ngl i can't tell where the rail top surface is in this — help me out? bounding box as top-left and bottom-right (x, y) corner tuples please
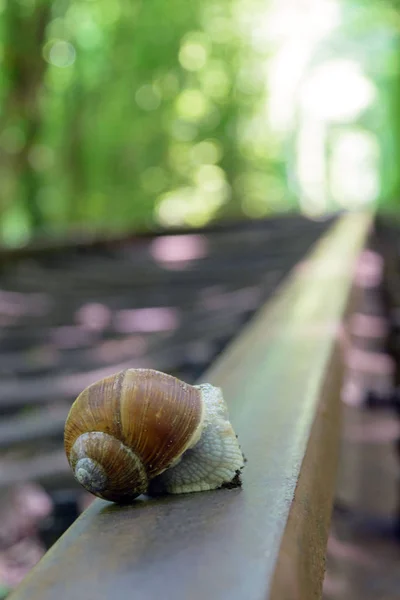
(9, 213), (372, 600)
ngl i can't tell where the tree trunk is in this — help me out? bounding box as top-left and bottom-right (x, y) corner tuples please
(2, 0), (52, 232)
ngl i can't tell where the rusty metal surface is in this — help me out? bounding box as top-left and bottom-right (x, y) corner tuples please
(0, 215), (334, 593)
(7, 213), (372, 600)
(269, 328), (344, 600)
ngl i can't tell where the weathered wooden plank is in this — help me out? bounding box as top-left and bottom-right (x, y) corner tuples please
(0, 214), (329, 265)
(0, 407), (68, 449)
(0, 449), (70, 490)
(8, 213), (372, 600)
(0, 283), (285, 407)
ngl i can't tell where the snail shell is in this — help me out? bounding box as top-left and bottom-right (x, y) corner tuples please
(64, 368), (244, 503)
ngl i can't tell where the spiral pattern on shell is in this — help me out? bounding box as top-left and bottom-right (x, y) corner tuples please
(64, 369), (204, 502)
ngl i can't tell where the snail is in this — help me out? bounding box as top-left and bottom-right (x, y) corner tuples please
(64, 368), (244, 503)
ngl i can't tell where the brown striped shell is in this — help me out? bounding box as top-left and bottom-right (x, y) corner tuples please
(64, 369), (204, 503)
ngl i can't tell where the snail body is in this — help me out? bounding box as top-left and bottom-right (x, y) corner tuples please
(64, 368), (244, 503)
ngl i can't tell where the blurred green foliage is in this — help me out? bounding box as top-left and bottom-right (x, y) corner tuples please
(1, 0), (400, 245)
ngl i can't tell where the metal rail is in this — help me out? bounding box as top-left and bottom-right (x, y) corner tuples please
(8, 213), (372, 600)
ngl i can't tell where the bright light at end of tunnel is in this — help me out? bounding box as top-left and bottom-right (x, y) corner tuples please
(266, 0), (342, 132)
(330, 130), (380, 208)
(300, 60), (377, 122)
